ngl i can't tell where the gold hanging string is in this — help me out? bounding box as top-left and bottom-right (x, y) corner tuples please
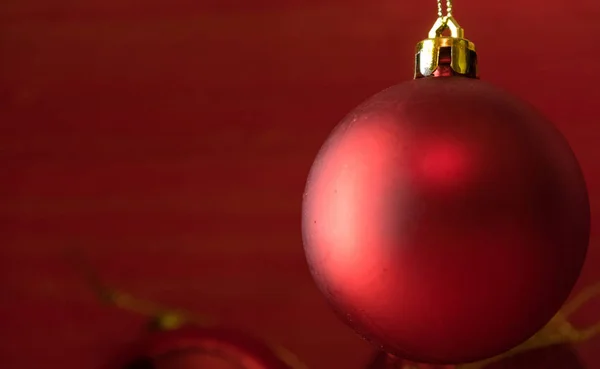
(437, 0), (453, 20)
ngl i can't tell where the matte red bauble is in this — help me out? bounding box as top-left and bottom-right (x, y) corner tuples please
(301, 12), (589, 366)
(109, 327), (299, 369)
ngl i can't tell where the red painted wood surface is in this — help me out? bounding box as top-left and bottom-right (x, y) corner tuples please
(1, 1), (600, 368)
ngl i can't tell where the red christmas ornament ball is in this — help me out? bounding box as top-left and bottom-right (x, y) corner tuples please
(108, 326), (300, 369)
(302, 77), (590, 364)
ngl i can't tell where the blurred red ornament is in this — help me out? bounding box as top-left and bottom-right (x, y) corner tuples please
(66, 253), (306, 369)
(108, 326), (301, 369)
(482, 345), (584, 369)
(301, 12), (590, 366)
(365, 345), (585, 369)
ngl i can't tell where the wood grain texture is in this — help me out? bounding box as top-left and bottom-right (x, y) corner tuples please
(1, 1), (600, 368)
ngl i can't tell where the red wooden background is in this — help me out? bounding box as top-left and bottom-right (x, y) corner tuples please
(1, 1), (600, 368)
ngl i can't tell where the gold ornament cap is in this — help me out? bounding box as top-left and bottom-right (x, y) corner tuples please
(414, 16), (478, 79)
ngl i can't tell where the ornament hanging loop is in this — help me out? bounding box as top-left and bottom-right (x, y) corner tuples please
(428, 16), (464, 39)
(433, 0), (460, 37)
